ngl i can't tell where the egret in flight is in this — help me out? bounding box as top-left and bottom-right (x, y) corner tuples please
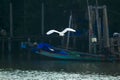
(46, 28), (76, 36)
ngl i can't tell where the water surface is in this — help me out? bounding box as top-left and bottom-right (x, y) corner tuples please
(0, 61), (120, 80)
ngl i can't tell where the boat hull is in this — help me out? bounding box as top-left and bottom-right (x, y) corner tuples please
(33, 50), (119, 62)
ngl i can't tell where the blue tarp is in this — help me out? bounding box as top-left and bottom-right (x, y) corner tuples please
(37, 43), (67, 54)
(36, 43), (68, 55)
(21, 42), (68, 55)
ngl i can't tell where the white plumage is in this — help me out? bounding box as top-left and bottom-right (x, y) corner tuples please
(46, 28), (76, 36)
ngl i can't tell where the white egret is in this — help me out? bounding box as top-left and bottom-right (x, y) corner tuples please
(46, 28), (76, 36)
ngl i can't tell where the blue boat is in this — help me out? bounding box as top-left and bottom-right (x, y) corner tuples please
(20, 42), (120, 61)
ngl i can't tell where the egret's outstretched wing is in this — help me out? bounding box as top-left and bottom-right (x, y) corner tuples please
(46, 30), (59, 35)
(62, 28), (76, 34)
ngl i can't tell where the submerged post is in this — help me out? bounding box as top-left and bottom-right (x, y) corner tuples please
(1, 29), (7, 61)
(2, 37), (5, 61)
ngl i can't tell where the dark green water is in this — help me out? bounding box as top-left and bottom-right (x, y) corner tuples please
(0, 61), (120, 80)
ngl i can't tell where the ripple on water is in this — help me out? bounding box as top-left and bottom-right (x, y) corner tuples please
(0, 69), (120, 80)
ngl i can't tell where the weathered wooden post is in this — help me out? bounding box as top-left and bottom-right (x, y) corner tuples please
(41, 2), (45, 42)
(41, 2), (44, 36)
(95, 0), (102, 52)
(66, 12), (72, 49)
(103, 5), (110, 48)
(88, 5), (93, 53)
(8, 2), (13, 64)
